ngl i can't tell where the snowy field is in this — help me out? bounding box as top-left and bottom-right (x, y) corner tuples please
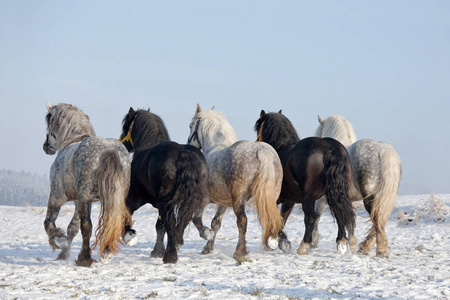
(0, 194), (449, 299)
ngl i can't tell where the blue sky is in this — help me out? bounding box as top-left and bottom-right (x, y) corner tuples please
(1, 1), (449, 195)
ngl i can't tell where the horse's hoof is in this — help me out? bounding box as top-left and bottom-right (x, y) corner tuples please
(53, 236), (69, 249)
(163, 254), (178, 264)
(233, 252), (248, 261)
(349, 235), (358, 252)
(201, 246), (212, 255)
(56, 251), (70, 260)
(376, 249), (390, 258)
(297, 241), (310, 255)
(100, 251), (114, 263)
(337, 240), (351, 255)
(265, 236), (278, 250)
(124, 231), (137, 247)
(151, 248), (165, 258)
(357, 248), (370, 255)
(76, 258), (96, 267)
(279, 239), (292, 254)
(202, 228), (214, 241)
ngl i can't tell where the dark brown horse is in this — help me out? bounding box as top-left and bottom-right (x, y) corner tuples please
(255, 110), (356, 255)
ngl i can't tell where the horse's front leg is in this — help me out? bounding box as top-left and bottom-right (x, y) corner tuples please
(75, 200), (94, 267)
(151, 212), (166, 258)
(44, 192), (69, 255)
(57, 201), (80, 260)
(298, 199), (316, 255)
(278, 201), (295, 253)
(233, 200), (248, 261)
(200, 205), (227, 255)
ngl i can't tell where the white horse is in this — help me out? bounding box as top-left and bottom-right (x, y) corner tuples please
(315, 115), (402, 257)
(187, 104), (283, 261)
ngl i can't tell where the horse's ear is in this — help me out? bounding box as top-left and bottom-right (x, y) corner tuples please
(128, 107), (136, 116)
(278, 110), (282, 114)
(46, 102), (53, 111)
(211, 106), (215, 110)
(318, 115), (324, 126)
(196, 104), (202, 114)
(260, 110), (266, 119)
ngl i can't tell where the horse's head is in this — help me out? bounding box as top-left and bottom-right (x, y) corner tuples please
(314, 115), (357, 148)
(43, 102), (94, 155)
(254, 109), (299, 150)
(315, 115), (325, 137)
(254, 109), (283, 142)
(255, 110), (267, 142)
(187, 104), (203, 150)
(43, 102), (59, 155)
(120, 107), (138, 153)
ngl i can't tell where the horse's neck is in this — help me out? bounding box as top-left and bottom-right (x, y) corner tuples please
(324, 122), (357, 148)
(202, 131), (237, 157)
(58, 134), (92, 150)
(203, 141), (232, 158)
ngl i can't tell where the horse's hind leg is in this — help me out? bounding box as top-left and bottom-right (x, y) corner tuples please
(58, 202), (81, 260)
(278, 201), (295, 253)
(358, 195), (378, 256)
(310, 197), (327, 248)
(358, 225), (376, 255)
(201, 205), (227, 255)
(75, 200), (94, 267)
(192, 199), (214, 241)
(361, 195), (390, 257)
(233, 200), (249, 260)
(298, 199), (318, 255)
(162, 211), (178, 264)
(151, 212), (166, 258)
(375, 226), (389, 258)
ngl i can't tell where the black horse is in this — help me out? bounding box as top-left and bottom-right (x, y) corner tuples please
(120, 108), (209, 263)
(254, 110), (355, 255)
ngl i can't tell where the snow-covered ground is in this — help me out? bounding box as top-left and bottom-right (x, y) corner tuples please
(0, 194), (449, 299)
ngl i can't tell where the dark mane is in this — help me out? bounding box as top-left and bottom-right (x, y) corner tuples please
(122, 109), (170, 151)
(254, 112), (300, 150)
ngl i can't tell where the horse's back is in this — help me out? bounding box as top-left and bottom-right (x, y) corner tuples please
(131, 141), (208, 203)
(207, 140), (280, 205)
(75, 137), (130, 171)
(49, 136), (130, 201)
(350, 139), (402, 190)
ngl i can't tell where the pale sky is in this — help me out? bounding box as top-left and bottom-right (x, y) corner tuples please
(1, 1), (449, 195)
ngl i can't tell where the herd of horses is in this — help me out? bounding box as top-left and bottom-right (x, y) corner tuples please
(43, 102), (402, 266)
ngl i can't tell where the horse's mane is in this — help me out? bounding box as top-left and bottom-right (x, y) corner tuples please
(46, 103), (95, 149)
(125, 109), (170, 151)
(315, 115), (357, 148)
(255, 112), (300, 150)
(196, 109), (237, 149)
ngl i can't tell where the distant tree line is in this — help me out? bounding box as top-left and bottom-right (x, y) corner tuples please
(0, 169), (49, 207)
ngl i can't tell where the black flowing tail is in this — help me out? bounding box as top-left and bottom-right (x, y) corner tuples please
(164, 150), (209, 247)
(322, 140), (355, 241)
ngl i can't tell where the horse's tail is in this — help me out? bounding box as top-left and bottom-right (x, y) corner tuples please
(323, 141), (355, 240)
(368, 143), (402, 232)
(165, 150), (209, 247)
(92, 150), (131, 255)
(252, 147), (283, 245)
